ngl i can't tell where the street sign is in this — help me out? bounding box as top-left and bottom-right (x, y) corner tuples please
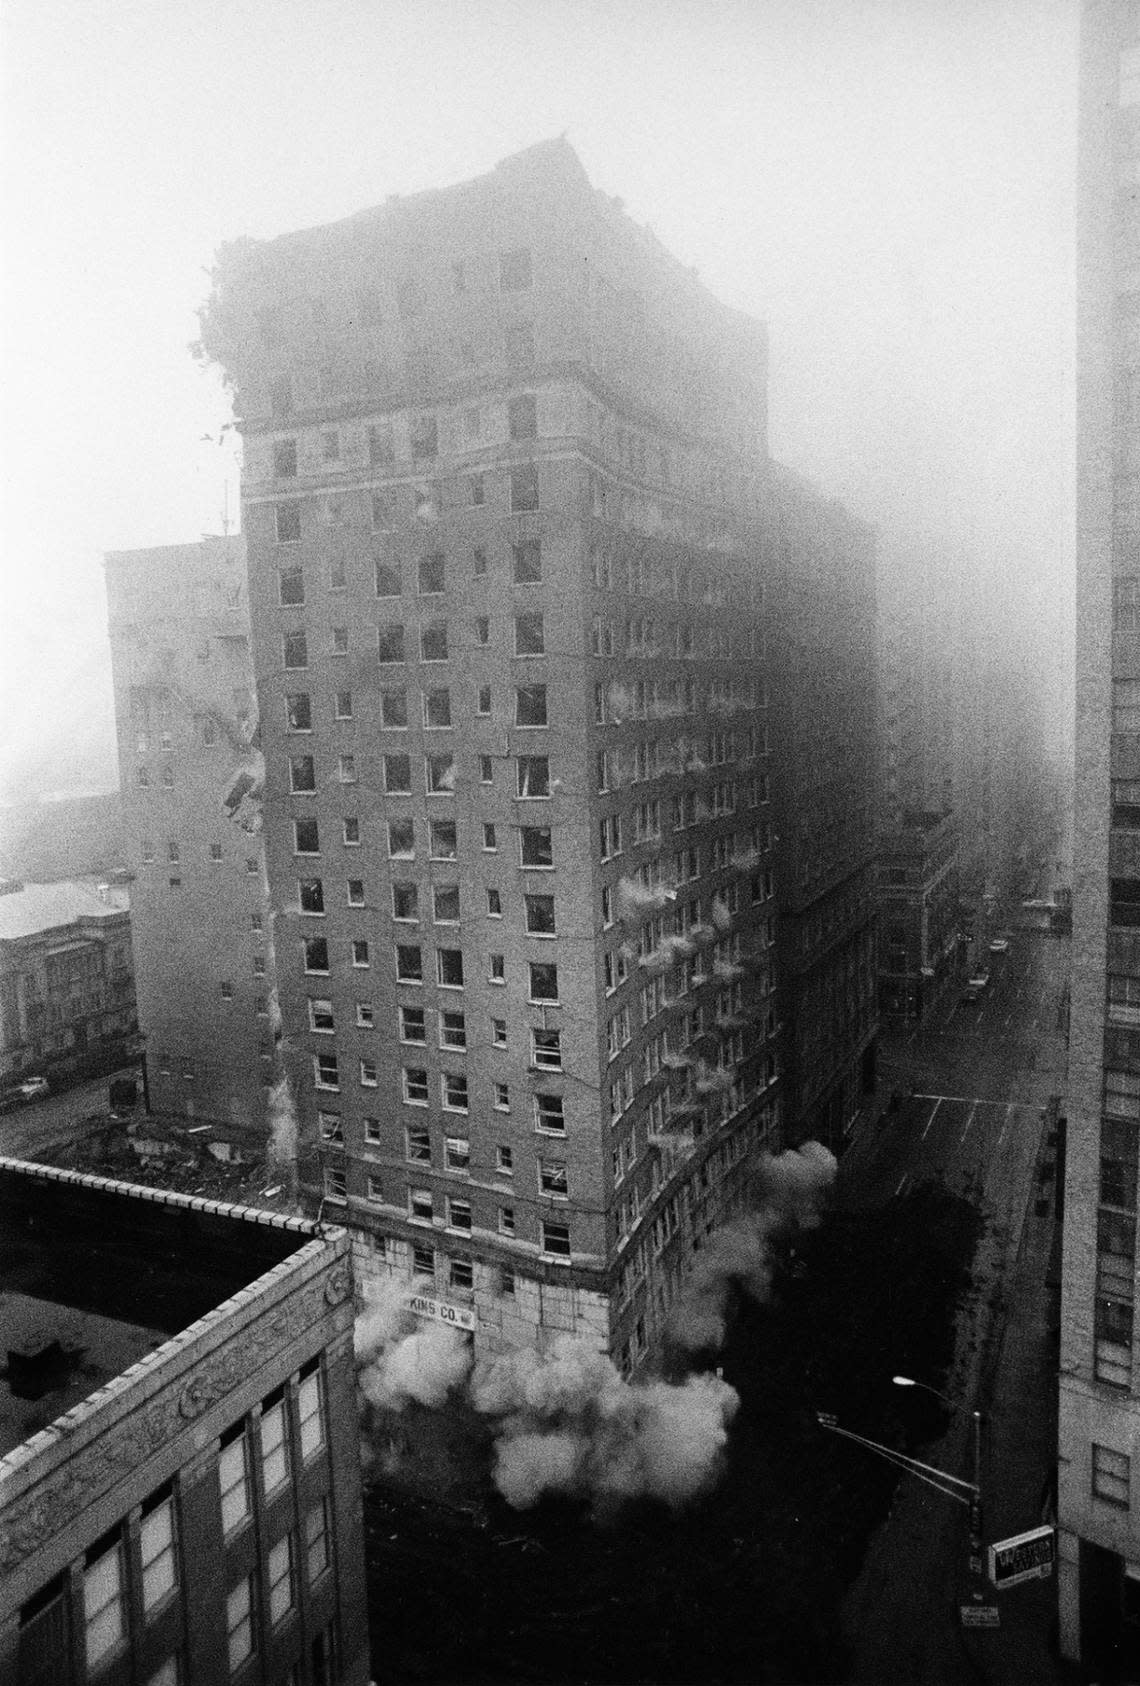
(407, 1293), (476, 1332)
(987, 1525), (1055, 1590)
(960, 1605), (1001, 1628)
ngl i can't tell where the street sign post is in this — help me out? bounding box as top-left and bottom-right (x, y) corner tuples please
(987, 1525), (1055, 1590)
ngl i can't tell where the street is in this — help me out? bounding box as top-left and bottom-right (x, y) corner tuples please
(0, 1066), (139, 1164)
(839, 919), (1069, 1683)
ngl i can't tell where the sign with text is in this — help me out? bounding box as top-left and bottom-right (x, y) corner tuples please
(960, 1605), (1001, 1628)
(987, 1525), (1055, 1590)
(408, 1292), (476, 1332)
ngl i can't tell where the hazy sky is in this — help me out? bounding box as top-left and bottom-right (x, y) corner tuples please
(0, 0), (1077, 806)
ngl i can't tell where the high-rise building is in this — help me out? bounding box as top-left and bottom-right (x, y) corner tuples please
(198, 139), (875, 1369)
(1060, 2), (1140, 1671)
(105, 537), (274, 1147)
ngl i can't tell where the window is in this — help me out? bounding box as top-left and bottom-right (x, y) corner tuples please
(360, 1057), (378, 1087)
(392, 884), (420, 926)
(424, 687), (451, 728)
(294, 818), (320, 855)
(510, 464), (540, 513)
(283, 630), (308, 670)
(509, 396), (538, 442)
(357, 1002), (375, 1028)
(541, 1220), (571, 1259)
(475, 615), (491, 645)
(497, 1145), (514, 1173)
(308, 998), (335, 1032)
(396, 945), (423, 983)
(430, 819), (458, 859)
(404, 1069), (429, 1106)
(487, 888), (503, 917)
(1112, 879), (1140, 928)
(278, 564), (304, 605)
(323, 1164), (347, 1203)
(335, 690), (353, 720)
(540, 1160), (568, 1198)
(388, 819), (415, 858)
(473, 546), (488, 576)
(421, 621), (449, 661)
(448, 1197), (472, 1233)
(418, 553), (445, 595)
(438, 949), (465, 988)
(532, 1028), (562, 1069)
(375, 561), (402, 598)
(368, 420), (395, 467)
(529, 961), (558, 1002)
(331, 627), (349, 656)
(303, 936), (329, 974)
(495, 1083), (510, 1110)
(321, 427), (340, 461)
(400, 1004), (426, 1043)
(492, 1017), (508, 1048)
(489, 953), (506, 984)
(276, 502), (302, 544)
(525, 894), (556, 936)
(433, 884), (460, 924)
(313, 1052), (339, 1091)
(338, 755), (357, 784)
(274, 438), (298, 477)
(445, 1133), (470, 1170)
(260, 1398), (289, 1493)
(515, 612), (545, 655)
(411, 414), (438, 460)
(499, 1206), (516, 1237)
(427, 755), (456, 794)
(290, 756), (316, 794)
(343, 817), (360, 846)
(409, 1187), (433, 1223)
(381, 687), (408, 727)
(351, 939), (370, 968)
(477, 686), (492, 715)
(299, 878), (324, 915)
(84, 1536), (126, 1669)
(384, 754), (412, 794)
(406, 1123), (431, 1162)
(219, 1430), (250, 1535)
(267, 1534), (295, 1626)
(318, 1112), (343, 1145)
(226, 1575), (255, 1674)
(500, 247), (532, 291)
(517, 756), (550, 798)
(440, 1009), (467, 1050)
(286, 693), (312, 731)
(306, 1499), (331, 1584)
(329, 554), (347, 591)
(210, 841), (225, 862)
(516, 684), (547, 726)
(483, 823), (498, 851)
(347, 879), (365, 907)
(520, 826), (553, 867)
(220, 980), (234, 1001)
(535, 1093), (565, 1134)
(1093, 1443), (1131, 1506)
(378, 623), (405, 663)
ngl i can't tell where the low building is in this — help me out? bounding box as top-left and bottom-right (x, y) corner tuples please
(876, 809), (961, 1020)
(0, 1158), (368, 1684)
(0, 879), (137, 1090)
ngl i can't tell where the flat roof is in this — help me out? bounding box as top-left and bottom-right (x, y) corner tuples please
(0, 880), (128, 943)
(0, 1159), (320, 1460)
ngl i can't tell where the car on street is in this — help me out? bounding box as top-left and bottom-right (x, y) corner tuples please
(989, 938), (1010, 954)
(18, 1076), (49, 1099)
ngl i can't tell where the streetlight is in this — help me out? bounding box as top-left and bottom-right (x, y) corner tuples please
(893, 1375), (985, 1593)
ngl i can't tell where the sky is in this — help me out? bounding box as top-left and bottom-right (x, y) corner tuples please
(0, 0), (1078, 808)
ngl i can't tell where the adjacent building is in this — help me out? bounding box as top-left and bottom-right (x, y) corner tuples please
(0, 1157), (368, 1684)
(197, 139), (876, 1369)
(876, 810), (960, 1020)
(105, 537), (273, 1145)
(1059, 1), (1140, 1672)
(0, 879), (136, 1091)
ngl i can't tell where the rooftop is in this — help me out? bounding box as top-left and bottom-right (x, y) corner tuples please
(0, 880), (129, 944)
(0, 1159), (319, 1460)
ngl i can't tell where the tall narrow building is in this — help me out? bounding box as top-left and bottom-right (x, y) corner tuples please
(199, 140), (875, 1368)
(105, 537), (273, 1146)
(1060, 1), (1140, 1670)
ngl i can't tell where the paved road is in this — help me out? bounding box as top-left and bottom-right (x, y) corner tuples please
(0, 1067), (140, 1163)
(838, 922), (1069, 1684)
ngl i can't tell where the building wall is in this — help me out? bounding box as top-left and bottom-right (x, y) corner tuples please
(105, 537), (273, 1138)
(0, 1165), (368, 1686)
(1060, 0), (1140, 1668)
(199, 140), (872, 1369)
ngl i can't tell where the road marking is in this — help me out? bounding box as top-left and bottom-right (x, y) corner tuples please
(895, 1172), (911, 1197)
(960, 1101), (978, 1145)
(1004, 1014), (1011, 1027)
(922, 1097), (943, 1140)
(912, 1093), (1039, 1109)
(997, 1105), (1013, 1147)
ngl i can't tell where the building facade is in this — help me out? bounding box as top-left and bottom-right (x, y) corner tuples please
(1060, 1), (1140, 1672)
(199, 139), (874, 1369)
(0, 1157), (368, 1684)
(105, 537), (273, 1143)
(0, 880), (136, 1090)
(876, 810), (960, 1021)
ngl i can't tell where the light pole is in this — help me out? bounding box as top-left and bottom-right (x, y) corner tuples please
(893, 1375), (985, 1594)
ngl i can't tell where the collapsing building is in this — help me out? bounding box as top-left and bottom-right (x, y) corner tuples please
(196, 138), (877, 1370)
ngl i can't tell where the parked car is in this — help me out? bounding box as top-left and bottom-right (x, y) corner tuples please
(960, 985), (981, 1004)
(989, 938), (1010, 954)
(18, 1075), (49, 1099)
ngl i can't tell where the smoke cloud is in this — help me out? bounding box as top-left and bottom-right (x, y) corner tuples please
(666, 1140), (837, 1353)
(355, 1277), (474, 1410)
